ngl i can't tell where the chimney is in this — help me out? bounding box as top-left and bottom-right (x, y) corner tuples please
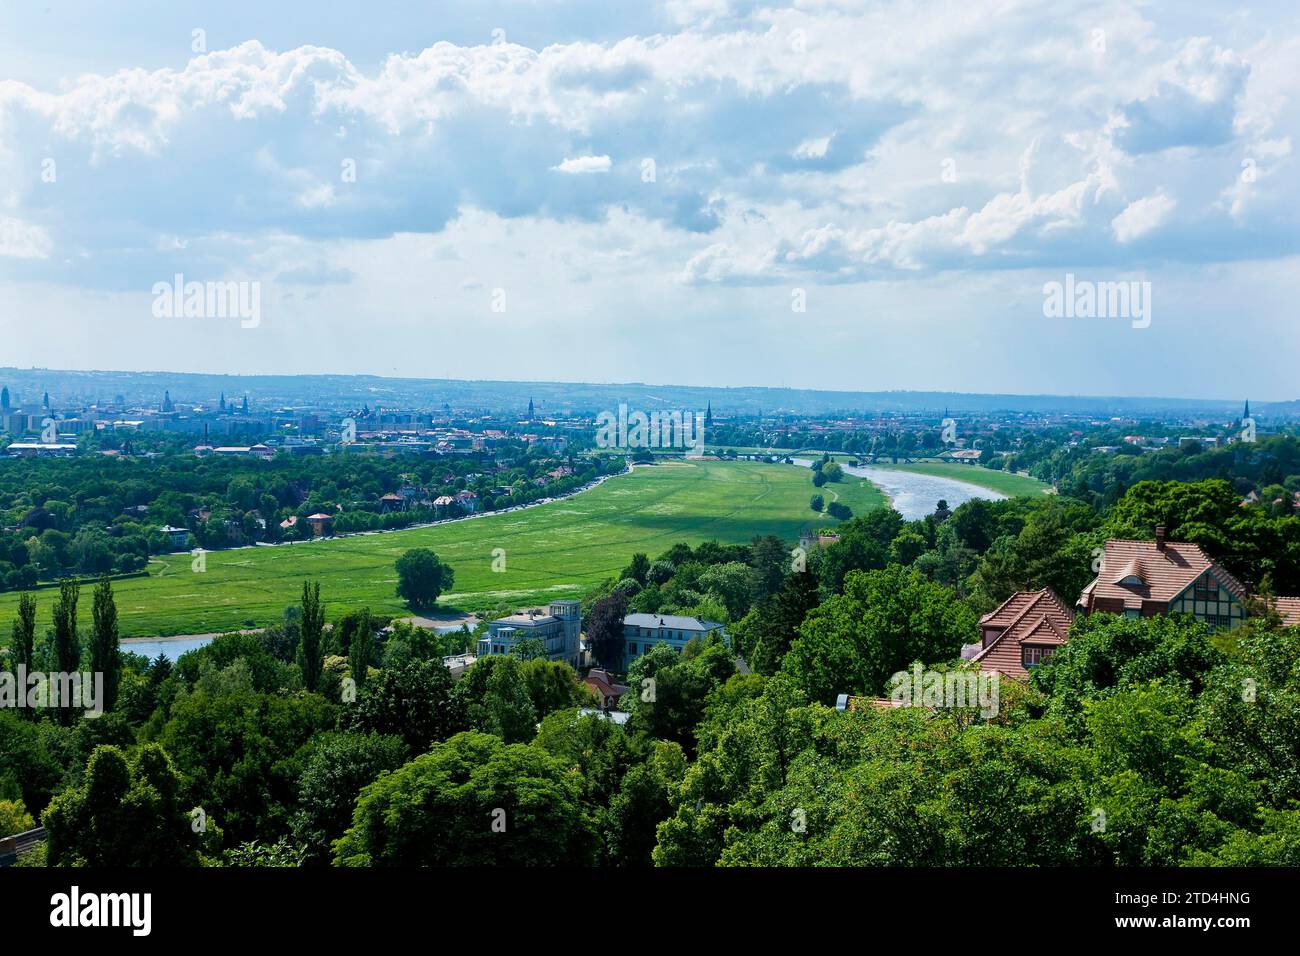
(1155, 525), (1166, 551)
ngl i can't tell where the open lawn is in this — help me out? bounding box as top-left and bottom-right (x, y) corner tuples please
(0, 459), (885, 638)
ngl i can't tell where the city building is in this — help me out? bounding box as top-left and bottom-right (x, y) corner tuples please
(622, 613), (727, 670)
(477, 600), (582, 666)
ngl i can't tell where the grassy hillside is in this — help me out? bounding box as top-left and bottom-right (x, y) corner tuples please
(0, 459), (885, 638)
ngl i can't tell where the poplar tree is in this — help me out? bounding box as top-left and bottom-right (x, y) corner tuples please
(299, 580), (325, 692)
(90, 577), (121, 712)
(52, 578), (81, 725)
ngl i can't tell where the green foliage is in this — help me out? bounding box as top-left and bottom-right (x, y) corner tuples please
(291, 731), (407, 865)
(89, 577), (120, 713)
(335, 731), (598, 866)
(0, 798), (35, 838)
(346, 658), (464, 754)
(44, 744), (202, 867)
(298, 580), (325, 693)
(784, 564), (977, 703)
(394, 548), (454, 608)
(154, 685), (338, 843)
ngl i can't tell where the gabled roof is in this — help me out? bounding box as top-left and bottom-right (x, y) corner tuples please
(1079, 539), (1248, 613)
(973, 588), (1075, 671)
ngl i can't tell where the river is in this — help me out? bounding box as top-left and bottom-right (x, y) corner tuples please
(794, 459), (1007, 521)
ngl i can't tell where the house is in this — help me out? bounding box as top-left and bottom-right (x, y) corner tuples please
(621, 613), (727, 671)
(1077, 526), (1249, 630)
(249, 443), (274, 461)
(583, 668), (629, 711)
(477, 601), (582, 666)
(304, 513), (334, 537)
(160, 525), (190, 550)
(379, 493), (405, 513)
(453, 490), (479, 513)
(279, 515), (298, 531)
(967, 588), (1075, 679)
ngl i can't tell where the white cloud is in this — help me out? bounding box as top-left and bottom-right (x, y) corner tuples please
(551, 154), (612, 174)
(1112, 192), (1177, 243)
(0, 217), (51, 258)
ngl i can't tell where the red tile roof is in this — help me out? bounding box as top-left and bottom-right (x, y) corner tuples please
(1266, 596), (1300, 627)
(1078, 538), (1247, 614)
(973, 588), (1075, 680)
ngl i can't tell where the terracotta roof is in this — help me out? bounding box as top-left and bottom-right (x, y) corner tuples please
(1079, 538), (1247, 614)
(1266, 596), (1300, 627)
(973, 588), (1075, 679)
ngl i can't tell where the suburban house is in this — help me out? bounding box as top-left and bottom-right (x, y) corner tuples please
(969, 526), (1300, 682)
(477, 600), (582, 666)
(966, 587), (1075, 679)
(621, 613), (727, 671)
(453, 490), (479, 513)
(583, 668), (629, 711)
(1077, 526), (1249, 629)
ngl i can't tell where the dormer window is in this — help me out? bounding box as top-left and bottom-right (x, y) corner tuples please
(1119, 574), (1143, 586)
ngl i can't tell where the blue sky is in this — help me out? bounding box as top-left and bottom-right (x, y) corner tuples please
(1, 0), (1297, 399)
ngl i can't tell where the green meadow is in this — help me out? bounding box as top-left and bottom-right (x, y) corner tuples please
(0, 459), (886, 638)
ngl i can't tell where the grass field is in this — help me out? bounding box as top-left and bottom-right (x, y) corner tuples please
(0, 460), (886, 638)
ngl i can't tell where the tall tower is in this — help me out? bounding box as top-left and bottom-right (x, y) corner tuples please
(705, 401), (713, 428)
(550, 600), (582, 665)
(527, 397), (535, 421)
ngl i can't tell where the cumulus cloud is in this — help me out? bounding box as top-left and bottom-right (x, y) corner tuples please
(1112, 192), (1177, 243)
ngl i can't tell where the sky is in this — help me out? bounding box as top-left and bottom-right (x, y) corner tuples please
(0, 0), (1297, 400)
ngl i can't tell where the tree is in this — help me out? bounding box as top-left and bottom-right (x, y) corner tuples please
(291, 731), (407, 866)
(0, 799), (34, 839)
(749, 534), (789, 603)
(347, 607), (373, 689)
(750, 570), (822, 676)
(810, 494), (824, 513)
(481, 656), (538, 743)
(347, 659), (465, 754)
(826, 501), (852, 521)
(44, 744), (203, 867)
(585, 592), (628, 670)
(621, 553), (650, 585)
(9, 591), (36, 675)
(784, 564), (977, 703)
(298, 580), (325, 693)
(335, 731), (598, 866)
(395, 548), (454, 608)
(51, 578), (80, 725)
(89, 577), (120, 713)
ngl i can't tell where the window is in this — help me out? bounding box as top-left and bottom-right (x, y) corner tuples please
(1194, 576), (1219, 602)
(1022, 645), (1054, 668)
(628, 642), (637, 655)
